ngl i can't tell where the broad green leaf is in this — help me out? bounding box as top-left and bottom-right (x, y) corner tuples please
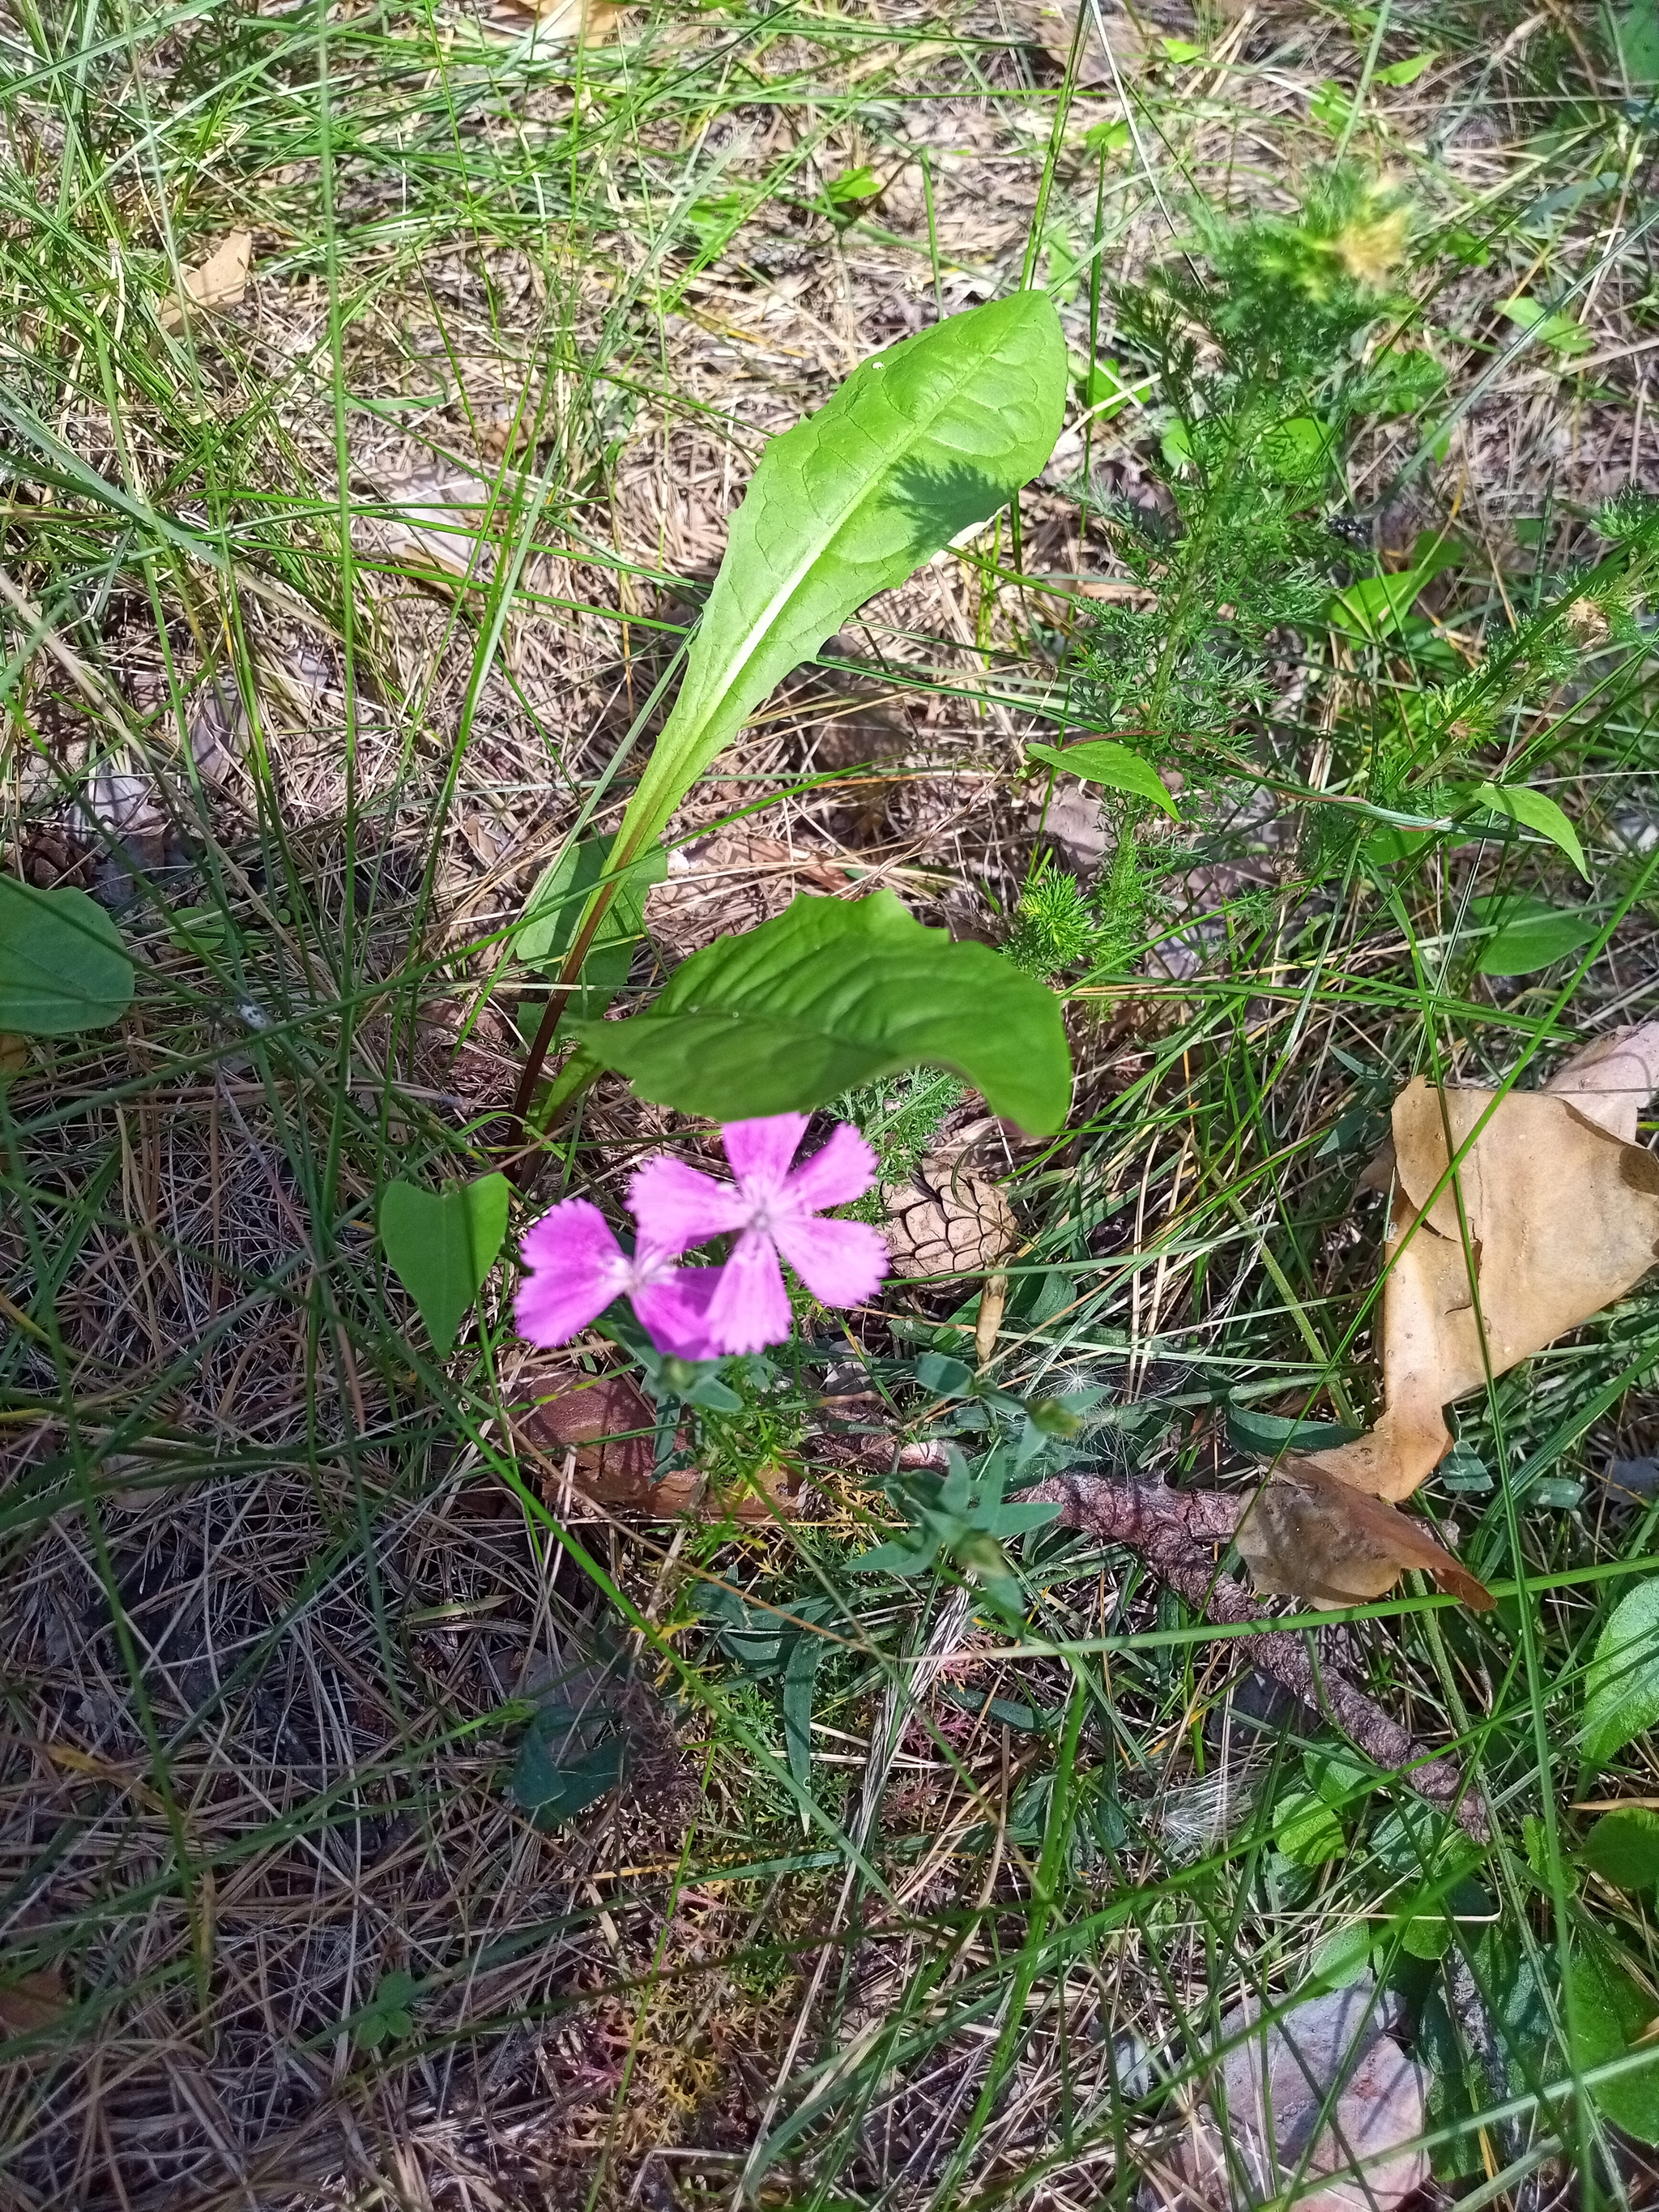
(1584, 1578), (1659, 1772)
(1307, 1923), (1373, 1988)
(783, 1633), (825, 1791)
(1160, 34), (1202, 61)
(1078, 356), (1151, 419)
(1571, 1942), (1659, 2142)
(1465, 781), (1589, 879)
(0, 876), (133, 1035)
(1332, 566), (1438, 641)
(1374, 50), (1435, 84)
(1228, 1403), (1361, 1458)
(380, 1173), (510, 1356)
(570, 890), (1073, 1132)
(510, 1703), (626, 1826)
(825, 165), (881, 208)
(1466, 893), (1601, 976)
(1499, 296), (1593, 358)
(608, 294), (1066, 878)
(1273, 1789), (1346, 1867)
(1025, 739), (1179, 819)
(1614, 2), (1659, 83)
(1362, 822), (1439, 868)
(1260, 414), (1337, 486)
(515, 835), (667, 1013)
(1582, 1807), (1659, 1891)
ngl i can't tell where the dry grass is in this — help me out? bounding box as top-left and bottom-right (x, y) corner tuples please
(4, 0), (1659, 2204)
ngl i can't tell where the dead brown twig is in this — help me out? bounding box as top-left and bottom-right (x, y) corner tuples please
(1023, 1475), (1491, 1843)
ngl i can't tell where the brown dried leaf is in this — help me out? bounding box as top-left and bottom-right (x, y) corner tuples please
(1164, 1979), (1429, 2212)
(160, 231), (251, 331)
(1546, 1018), (1659, 1142)
(518, 1370), (800, 1521)
(883, 1152), (1017, 1281)
(488, 0), (625, 33)
(1303, 1068), (1659, 1507)
(0, 1963), (66, 2040)
(1237, 1457), (1492, 1610)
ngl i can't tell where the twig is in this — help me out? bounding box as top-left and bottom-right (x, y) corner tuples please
(1026, 1475), (1491, 1843)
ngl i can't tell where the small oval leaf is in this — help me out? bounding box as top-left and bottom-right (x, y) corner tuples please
(570, 890), (1073, 1132)
(380, 1173), (511, 1356)
(1026, 739), (1179, 819)
(1582, 1807), (1659, 1891)
(0, 877), (133, 1035)
(1467, 893), (1601, 976)
(1466, 780), (1589, 879)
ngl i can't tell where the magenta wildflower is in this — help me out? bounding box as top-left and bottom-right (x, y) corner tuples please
(627, 1112), (888, 1356)
(514, 1199), (722, 1361)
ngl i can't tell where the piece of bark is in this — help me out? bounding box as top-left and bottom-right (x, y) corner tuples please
(516, 1368), (801, 1520)
(1027, 1475), (1490, 1840)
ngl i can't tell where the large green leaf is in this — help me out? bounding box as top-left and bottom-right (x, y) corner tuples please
(1467, 893), (1601, 976)
(1025, 738), (1179, 819)
(608, 293), (1066, 874)
(570, 890), (1072, 1131)
(0, 876), (133, 1035)
(1584, 1578), (1659, 1772)
(380, 1173), (511, 1356)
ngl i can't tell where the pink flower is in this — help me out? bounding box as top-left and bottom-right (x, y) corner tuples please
(628, 1113), (887, 1356)
(514, 1199), (723, 1361)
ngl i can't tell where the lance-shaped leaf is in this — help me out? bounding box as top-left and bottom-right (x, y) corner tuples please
(569, 890), (1073, 1131)
(1025, 738), (1179, 819)
(607, 291), (1066, 878)
(0, 877), (133, 1035)
(514, 835), (667, 1014)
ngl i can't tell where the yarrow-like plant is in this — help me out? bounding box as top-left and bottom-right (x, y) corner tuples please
(515, 1112), (888, 1360)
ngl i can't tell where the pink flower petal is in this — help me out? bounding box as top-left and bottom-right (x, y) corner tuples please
(771, 1213), (889, 1309)
(720, 1113), (808, 1198)
(635, 1267), (724, 1361)
(628, 1155), (748, 1256)
(515, 1199), (629, 1347)
(778, 1121), (878, 1215)
(706, 1228), (794, 1355)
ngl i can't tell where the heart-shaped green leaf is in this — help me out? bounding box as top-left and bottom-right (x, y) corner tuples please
(0, 876), (133, 1035)
(1025, 739), (1179, 819)
(570, 890), (1072, 1132)
(380, 1173), (511, 1356)
(1464, 779), (1589, 878)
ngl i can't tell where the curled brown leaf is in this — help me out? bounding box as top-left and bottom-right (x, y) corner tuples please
(1236, 1456), (1493, 1611)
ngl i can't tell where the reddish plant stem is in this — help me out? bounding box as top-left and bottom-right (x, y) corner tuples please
(1026, 1475), (1491, 1843)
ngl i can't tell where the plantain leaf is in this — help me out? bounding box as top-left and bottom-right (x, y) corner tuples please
(0, 876), (133, 1035)
(1570, 1941), (1659, 2142)
(1025, 739), (1179, 819)
(570, 890), (1073, 1131)
(1465, 780), (1589, 879)
(380, 1173), (511, 1356)
(606, 293), (1066, 878)
(1581, 1807), (1659, 1891)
